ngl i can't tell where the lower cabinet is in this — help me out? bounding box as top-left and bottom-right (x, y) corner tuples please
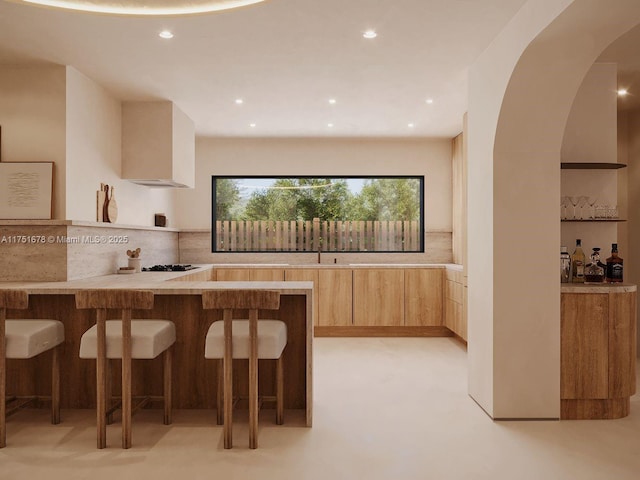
(444, 269), (466, 340)
(353, 269), (404, 326)
(214, 268), (284, 281)
(214, 265), (459, 336)
(405, 269), (443, 326)
(561, 290), (637, 419)
(285, 268), (320, 326)
(317, 269), (353, 326)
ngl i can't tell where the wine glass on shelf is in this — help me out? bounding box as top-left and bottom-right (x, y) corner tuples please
(568, 196), (579, 220)
(578, 196), (588, 220)
(561, 196), (568, 220)
(587, 196), (597, 219)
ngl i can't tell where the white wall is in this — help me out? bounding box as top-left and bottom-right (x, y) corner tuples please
(175, 137), (453, 231)
(0, 65), (67, 218)
(65, 67), (175, 226)
(468, 0), (574, 418)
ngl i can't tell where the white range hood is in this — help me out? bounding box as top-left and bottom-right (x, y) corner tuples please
(122, 101), (195, 188)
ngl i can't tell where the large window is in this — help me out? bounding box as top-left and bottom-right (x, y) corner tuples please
(212, 176), (424, 253)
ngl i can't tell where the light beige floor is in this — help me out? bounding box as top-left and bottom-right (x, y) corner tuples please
(1, 337), (639, 480)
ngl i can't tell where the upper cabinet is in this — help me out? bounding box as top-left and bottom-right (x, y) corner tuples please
(122, 101), (195, 188)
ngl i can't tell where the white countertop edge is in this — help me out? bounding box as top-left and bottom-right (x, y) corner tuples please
(1, 279), (313, 295)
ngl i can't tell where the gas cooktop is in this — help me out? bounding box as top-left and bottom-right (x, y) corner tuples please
(142, 264), (197, 272)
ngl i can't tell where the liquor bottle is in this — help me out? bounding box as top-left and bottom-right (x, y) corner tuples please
(560, 246), (571, 283)
(584, 248), (605, 283)
(571, 239), (585, 283)
(605, 243), (624, 283)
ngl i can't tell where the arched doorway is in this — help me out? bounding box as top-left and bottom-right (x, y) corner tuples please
(467, 0), (640, 419)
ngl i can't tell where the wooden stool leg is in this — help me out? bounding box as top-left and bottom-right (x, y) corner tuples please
(122, 312), (132, 449)
(163, 347), (172, 425)
(216, 359), (223, 425)
(1, 311), (6, 449)
(105, 360), (114, 425)
(249, 312), (258, 449)
(51, 346), (60, 425)
(276, 355), (284, 425)
(96, 311), (107, 449)
(223, 356), (233, 448)
(223, 311), (233, 449)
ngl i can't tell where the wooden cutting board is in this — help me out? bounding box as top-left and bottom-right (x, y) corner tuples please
(97, 188), (105, 221)
(107, 186), (118, 223)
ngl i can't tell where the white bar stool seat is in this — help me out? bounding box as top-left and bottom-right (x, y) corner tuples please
(6, 320), (64, 359)
(205, 320), (286, 360)
(80, 320), (175, 359)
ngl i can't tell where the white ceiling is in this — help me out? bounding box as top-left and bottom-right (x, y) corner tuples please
(0, 0), (532, 137)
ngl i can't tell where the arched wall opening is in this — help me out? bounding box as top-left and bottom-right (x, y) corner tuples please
(467, 0), (640, 419)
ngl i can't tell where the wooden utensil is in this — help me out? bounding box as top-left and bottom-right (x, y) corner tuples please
(107, 186), (118, 223)
(103, 185), (110, 222)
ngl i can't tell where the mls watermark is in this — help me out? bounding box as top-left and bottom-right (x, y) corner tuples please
(0, 235), (129, 245)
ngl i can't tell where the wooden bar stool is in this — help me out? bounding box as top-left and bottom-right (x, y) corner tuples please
(202, 290), (287, 449)
(76, 289), (175, 449)
(0, 289), (64, 448)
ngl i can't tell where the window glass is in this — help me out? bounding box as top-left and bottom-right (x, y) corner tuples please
(212, 176), (424, 253)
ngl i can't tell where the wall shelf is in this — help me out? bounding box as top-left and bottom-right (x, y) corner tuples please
(561, 162), (626, 169)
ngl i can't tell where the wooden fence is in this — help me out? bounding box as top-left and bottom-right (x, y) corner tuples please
(214, 218), (421, 252)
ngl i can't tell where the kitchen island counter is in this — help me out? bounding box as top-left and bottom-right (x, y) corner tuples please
(2, 271), (313, 425)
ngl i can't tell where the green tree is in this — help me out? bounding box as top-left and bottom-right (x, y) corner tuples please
(242, 178), (352, 221)
(346, 179), (420, 221)
(215, 179), (240, 220)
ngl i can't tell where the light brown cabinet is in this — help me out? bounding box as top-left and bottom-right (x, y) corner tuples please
(561, 289), (636, 419)
(285, 268), (320, 327)
(214, 268), (284, 281)
(213, 265), (460, 337)
(353, 269), (404, 326)
(405, 269), (443, 326)
(444, 269), (466, 340)
(317, 269), (353, 327)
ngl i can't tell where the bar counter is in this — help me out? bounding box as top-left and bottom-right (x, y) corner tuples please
(2, 266), (313, 426)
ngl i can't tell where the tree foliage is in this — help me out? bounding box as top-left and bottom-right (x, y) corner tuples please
(218, 177), (420, 222)
(215, 179), (241, 220)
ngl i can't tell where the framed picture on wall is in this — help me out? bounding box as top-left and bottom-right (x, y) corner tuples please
(0, 162), (54, 219)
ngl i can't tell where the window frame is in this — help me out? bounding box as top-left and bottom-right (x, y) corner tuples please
(211, 175), (425, 253)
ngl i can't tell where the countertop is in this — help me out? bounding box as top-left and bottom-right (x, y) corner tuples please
(561, 282), (636, 293)
(0, 265), (312, 295)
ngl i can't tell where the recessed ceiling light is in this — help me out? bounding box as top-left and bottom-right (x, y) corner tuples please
(21, 0), (267, 16)
(363, 30), (377, 39)
(618, 89), (629, 96)
(327, 123), (334, 128)
(408, 123), (415, 128)
(249, 123), (256, 128)
(159, 30), (174, 39)
(328, 98), (337, 105)
(426, 98), (434, 104)
(235, 98), (244, 105)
